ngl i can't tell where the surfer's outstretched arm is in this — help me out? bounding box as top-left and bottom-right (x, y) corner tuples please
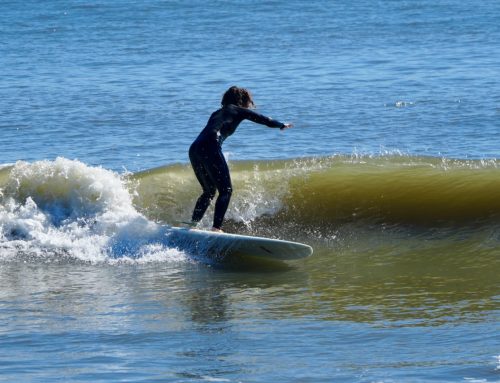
(239, 107), (293, 130)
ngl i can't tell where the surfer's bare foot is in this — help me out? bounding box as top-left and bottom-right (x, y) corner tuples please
(211, 227), (224, 233)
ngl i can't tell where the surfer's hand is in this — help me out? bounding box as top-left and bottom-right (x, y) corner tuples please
(280, 123), (293, 130)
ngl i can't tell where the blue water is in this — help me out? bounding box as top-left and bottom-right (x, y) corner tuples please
(1, 1), (500, 382)
(2, 0), (499, 171)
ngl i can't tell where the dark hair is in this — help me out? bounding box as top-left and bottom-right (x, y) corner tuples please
(221, 86), (255, 108)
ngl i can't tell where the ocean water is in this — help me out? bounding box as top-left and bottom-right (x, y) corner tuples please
(1, 1), (499, 382)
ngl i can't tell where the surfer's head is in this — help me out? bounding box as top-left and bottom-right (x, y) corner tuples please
(221, 86), (255, 109)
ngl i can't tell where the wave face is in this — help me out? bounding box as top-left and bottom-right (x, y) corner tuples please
(132, 155), (500, 230)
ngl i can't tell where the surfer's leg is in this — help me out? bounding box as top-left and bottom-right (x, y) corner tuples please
(208, 150), (233, 229)
(190, 149), (216, 223)
(192, 187), (215, 223)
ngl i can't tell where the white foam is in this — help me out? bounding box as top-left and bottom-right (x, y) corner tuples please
(0, 158), (188, 264)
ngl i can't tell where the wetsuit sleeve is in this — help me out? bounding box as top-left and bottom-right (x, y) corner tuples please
(239, 107), (285, 128)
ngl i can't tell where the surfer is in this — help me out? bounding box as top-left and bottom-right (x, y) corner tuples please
(188, 86), (292, 232)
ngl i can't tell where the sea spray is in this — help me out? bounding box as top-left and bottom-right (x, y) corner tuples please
(0, 158), (185, 264)
(131, 158), (318, 229)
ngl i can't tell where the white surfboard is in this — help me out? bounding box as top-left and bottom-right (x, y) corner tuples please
(166, 226), (313, 262)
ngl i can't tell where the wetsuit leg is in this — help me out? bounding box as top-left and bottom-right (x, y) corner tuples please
(189, 140), (233, 229)
(190, 144), (216, 223)
(207, 148), (233, 229)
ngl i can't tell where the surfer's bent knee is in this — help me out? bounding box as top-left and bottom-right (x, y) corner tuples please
(219, 186), (232, 198)
(203, 189), (216, 200)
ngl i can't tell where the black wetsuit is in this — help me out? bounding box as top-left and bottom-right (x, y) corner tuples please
(189, 104), (285, 229)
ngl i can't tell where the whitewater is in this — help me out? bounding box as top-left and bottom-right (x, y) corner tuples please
(0, 158), (186, 264)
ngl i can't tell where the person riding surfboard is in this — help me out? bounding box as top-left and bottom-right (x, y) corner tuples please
(188, 86), (293, 232)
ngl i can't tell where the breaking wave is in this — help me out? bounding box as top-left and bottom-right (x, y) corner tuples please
(2, 155), (500, 263)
